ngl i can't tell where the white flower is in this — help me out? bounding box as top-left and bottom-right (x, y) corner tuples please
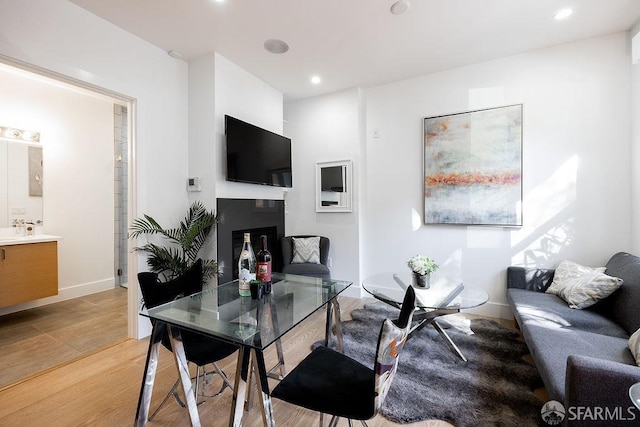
(407, 255), (438, 275)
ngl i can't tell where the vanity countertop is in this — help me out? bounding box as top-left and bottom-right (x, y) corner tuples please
(0, 235), (62, 246)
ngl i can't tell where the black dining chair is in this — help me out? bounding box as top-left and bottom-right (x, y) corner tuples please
(137, 259), (238, 420)
(271, 286), (416, 426)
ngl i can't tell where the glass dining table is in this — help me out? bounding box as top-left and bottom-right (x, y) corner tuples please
(135, 273), (352, 427)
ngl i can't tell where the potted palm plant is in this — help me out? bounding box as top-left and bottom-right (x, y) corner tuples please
(130, 200), (218, 281)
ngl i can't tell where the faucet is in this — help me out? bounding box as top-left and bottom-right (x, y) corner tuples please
(14, 219), (25, 236)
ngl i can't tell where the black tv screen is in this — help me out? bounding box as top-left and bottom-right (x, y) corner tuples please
(225, 115), (292, 188)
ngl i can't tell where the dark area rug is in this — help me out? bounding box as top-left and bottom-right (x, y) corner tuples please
(325, 302), (545, 426)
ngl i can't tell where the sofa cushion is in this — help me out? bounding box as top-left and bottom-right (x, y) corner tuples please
(282, 262), (330, 279)
(629, 328), (640, 366)
(507, 288), (629, 339)
(523, 324), (634, 401)
(546, 260), (621, 309)
(599, 252), (640, 336)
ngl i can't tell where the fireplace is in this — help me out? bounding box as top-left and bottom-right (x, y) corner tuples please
(216, 198), (285, 284)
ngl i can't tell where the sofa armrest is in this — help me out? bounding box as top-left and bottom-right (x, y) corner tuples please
(506, 266), (555, 292)
(565, 355), (640, 425)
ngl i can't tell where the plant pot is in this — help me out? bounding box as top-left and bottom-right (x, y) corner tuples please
(412, 272), (430, 289)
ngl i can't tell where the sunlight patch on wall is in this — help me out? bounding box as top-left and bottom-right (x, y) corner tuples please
(411, 208), (421, 231)
(511, 155), (579, 266)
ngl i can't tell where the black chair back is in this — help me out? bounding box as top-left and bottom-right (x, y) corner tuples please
(138, 259), (203, 309)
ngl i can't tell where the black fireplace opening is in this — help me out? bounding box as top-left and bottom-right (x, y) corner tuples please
(216, 198), (285, 284)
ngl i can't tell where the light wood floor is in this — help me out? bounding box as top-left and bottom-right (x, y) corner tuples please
(0, 296), (524, 426)
(0, 287), (128, 389)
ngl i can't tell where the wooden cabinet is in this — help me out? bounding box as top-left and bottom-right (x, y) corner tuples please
(0, 241), (58, 308)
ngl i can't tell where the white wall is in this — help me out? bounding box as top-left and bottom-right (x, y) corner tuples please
(284, 88), (362, 293)
(0, 69), (114, 315)
(362, 33), (631, 318)
(284, 33), (632, 318)
(0, 0), (189, 337)
(631, 24), (640, 255)
(213, 53), (284, 201)
(188, 53), (285, 278)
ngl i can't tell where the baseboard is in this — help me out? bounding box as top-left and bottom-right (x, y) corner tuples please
(464, 301), (513, 320)
(0, 278), (116, 316)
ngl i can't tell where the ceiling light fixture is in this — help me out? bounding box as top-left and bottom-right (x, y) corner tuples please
(310, 76), (321, 85)
(264, 39), (290, 54)
(167, 50), (183, 59)
(553, 8), (573, 20)
(390, 0), (410, 15)
(0, 125), (40, 143)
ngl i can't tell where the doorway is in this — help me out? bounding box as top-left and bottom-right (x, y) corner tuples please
(0, 58), (137, 388)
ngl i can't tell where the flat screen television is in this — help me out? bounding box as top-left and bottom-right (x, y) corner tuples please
(225, 115), (292, 188)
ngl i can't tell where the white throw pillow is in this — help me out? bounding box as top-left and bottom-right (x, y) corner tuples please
(546, 260), (622, 309)
(629, 328), (640, 366)
(291, 237), (321, 264)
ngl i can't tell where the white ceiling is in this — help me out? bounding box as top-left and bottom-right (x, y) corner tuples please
(69, 0), (640, 101)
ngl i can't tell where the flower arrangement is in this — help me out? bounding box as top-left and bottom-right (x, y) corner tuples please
(407, 255), (438, 276)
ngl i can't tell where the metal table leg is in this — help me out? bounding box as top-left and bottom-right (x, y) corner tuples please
(432, 319), (468, 362)
(167, 326), (202, 427)
(324, 297), (345, 352)
(407, 307), (468, 361)
(251, 349), (276, 427)
(230, 346), (251, 427)
(135, 322), (164, 426)
(332, 298), (344, 352)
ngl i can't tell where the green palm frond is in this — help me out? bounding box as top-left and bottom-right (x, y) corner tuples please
(130, 201), (218, 281)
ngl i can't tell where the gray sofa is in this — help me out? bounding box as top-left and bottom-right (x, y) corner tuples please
(507, 252), (640, 421)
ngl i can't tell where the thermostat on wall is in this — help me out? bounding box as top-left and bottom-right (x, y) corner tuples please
(187, 177), (201, 192)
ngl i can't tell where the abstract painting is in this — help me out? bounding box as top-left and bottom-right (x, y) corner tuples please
(424, 104), (522, 226)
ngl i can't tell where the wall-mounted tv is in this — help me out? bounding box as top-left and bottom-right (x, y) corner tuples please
(225, 115), (292, 188)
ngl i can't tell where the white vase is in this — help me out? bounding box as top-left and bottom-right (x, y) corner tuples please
(412, 272), (430, 288)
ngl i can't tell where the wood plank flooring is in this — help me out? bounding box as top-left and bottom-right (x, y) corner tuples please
(0, 287), (128, 389)
(0, 295), (525, 426)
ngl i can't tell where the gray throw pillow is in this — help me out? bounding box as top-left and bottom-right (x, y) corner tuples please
(291, 237), (320, 264)
(546, 260), (622, 309)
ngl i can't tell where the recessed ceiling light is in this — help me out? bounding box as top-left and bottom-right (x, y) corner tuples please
(264, 39), (290, 54)
(167, 50), (183, 59)
(553, 8), (573, 20)
(310, 76), (321, 85)
(390, 0), (410, 15)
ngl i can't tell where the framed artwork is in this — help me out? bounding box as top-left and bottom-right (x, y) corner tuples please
(423, 104), (522, 226)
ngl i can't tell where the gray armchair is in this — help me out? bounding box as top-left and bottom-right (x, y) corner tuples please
(281, 235), (331, 280)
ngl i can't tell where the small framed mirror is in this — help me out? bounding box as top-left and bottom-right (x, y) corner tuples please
(316, 160), (352, 212)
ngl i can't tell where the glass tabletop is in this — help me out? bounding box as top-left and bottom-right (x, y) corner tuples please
(362, 272), (489, 310)
(141, 273), (352, 351)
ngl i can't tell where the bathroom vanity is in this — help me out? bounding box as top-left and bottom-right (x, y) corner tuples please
(0, 235), (60, 307)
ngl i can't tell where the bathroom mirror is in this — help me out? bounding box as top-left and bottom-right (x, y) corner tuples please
(0, 140), (44, 227)
(316, 160), (352, 213)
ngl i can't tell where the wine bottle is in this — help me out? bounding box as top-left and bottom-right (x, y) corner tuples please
(238, 232), (255, 297)
(256, 235), (272, 291)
